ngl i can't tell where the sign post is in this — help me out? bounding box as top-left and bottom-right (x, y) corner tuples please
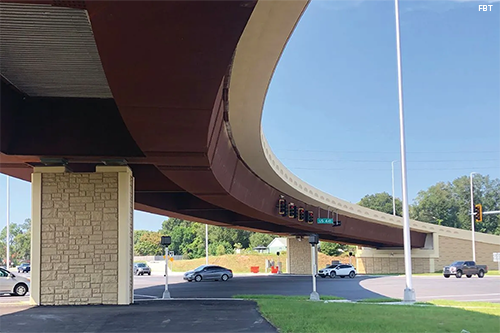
(494, 252), (500, 272)
(309, 234), (320, 301)
(161, 236), (172, 299)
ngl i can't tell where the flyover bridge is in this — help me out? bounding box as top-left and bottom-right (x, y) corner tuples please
(1, 1), (498, 305)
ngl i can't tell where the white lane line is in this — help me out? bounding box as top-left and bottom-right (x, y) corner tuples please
(134, 294), (159, 299)
(418, 293), (500, 299)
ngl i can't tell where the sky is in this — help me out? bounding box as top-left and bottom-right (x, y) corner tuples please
(0, 0), (499, 232)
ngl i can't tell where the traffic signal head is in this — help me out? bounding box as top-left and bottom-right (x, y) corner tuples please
(332, 220), (341, 227)
(288, 203), (297, 218)
(278, 198), (287, 216)
(474, 204), (483, 222)
(306, 210), (314, 224)
(298, 208), (305, 222)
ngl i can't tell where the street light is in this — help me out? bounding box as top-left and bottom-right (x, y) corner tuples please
(470, 172), (478, 262)
(391, 161), (397, 216)
(6, 176), (10, 269)
(205, 224), (209, 265)
(394, 0), (415, 303)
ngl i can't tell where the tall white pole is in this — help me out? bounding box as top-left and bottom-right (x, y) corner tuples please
(394, 0), (415, 302)
(391, 161), (396, 216)
(470, 172), (476, 262)
(205, 224), (209, 265)
(6, 176), (10, 269)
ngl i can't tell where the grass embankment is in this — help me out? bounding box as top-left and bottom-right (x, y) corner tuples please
(169, 253), (349, 273)
(237, 295), (500, 333)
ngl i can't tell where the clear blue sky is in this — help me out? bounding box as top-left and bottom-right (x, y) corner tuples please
(1, 0), (498, 232)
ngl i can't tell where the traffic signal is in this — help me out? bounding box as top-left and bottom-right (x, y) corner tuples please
(298, 208), (305, 222)
(306, 210), (314, 224)
(474, 204), (483, 222)
(288, 203), (297, 218)
(278, 198), (287, 216)
(332, 220), (341, 227)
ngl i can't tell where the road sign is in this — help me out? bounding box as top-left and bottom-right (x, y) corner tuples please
(493, 252), (500, 262)
(169, 251), (174, 257)
(317, 218), (333, 224)
(169, 257), (174, 262)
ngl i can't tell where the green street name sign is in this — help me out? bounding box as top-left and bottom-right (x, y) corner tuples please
(317, 218), (334, 224)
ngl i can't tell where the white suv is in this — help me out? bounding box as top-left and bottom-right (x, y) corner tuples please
(318, 264), (357, 279)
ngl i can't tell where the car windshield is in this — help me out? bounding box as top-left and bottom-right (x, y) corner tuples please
(136, 263), (147, 267)
(194, 265), (207, 272)
(451, 261), (464, 266)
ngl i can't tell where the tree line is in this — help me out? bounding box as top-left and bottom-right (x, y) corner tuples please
(0, 218), (31, 266)
(358, 174), (499, 235)
(133, 218), (352, 258)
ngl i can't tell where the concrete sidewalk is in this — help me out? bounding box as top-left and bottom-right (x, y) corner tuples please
(0, 300), (276, 333)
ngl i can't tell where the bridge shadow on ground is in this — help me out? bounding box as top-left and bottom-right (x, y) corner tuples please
(134, 275), (390, 301)
(0, 300), (276, 333)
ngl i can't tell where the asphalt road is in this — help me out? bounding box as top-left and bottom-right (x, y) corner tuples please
(134, 273), (500, 303)
(2, 272), (498, 305)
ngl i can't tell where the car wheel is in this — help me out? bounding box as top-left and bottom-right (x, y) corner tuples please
(320, 275), (325, 278)
(14, 283), (28, 296)
(466, 275), (472, 278)
(456, 270), (462, 278)
(444, 275), (450, 278)
(329, 271), (336, 278)
(221, 274), (229, 282)
(349, 271), (356, 278)
(148, 272), (151, 276)
(195, 275), (202, 282)
(478, 270), (484, 278)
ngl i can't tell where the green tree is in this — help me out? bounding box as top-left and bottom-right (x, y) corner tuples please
(134, 231), (164, 256)
(249, 233), (275, 249)
(358, 192), (403, 216)
(411, 182), (460, 228)
(319, 241), (350, 256)
(411, 174), (499, 234)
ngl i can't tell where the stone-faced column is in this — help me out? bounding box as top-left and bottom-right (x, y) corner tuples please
(286, 237), (313, 274)
(31, 166), (134, 305)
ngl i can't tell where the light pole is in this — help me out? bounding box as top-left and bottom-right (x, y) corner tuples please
(391, 161), (397, 216)
(6, 176), (10, 269)
(205, 224), (209, 265)
(394, 0), (415, 303)
(470, 172), (477, 262)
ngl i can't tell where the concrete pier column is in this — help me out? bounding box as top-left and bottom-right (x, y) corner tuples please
(286, 237), (316, 274)
(31, 166), (134, 305)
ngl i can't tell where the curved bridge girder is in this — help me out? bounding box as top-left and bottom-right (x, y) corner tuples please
(0, 0), (427, 248)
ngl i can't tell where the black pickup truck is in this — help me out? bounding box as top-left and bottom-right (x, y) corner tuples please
(443, 261), (488, 278)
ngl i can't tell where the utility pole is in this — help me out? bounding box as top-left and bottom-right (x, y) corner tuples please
(205, 224), (209, 265)
(470, 172), (477, 262)
(391, 161), (397, 216)
(6, 176), (10, 269)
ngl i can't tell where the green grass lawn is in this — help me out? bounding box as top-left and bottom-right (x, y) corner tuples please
(236, 295), (500, 333)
